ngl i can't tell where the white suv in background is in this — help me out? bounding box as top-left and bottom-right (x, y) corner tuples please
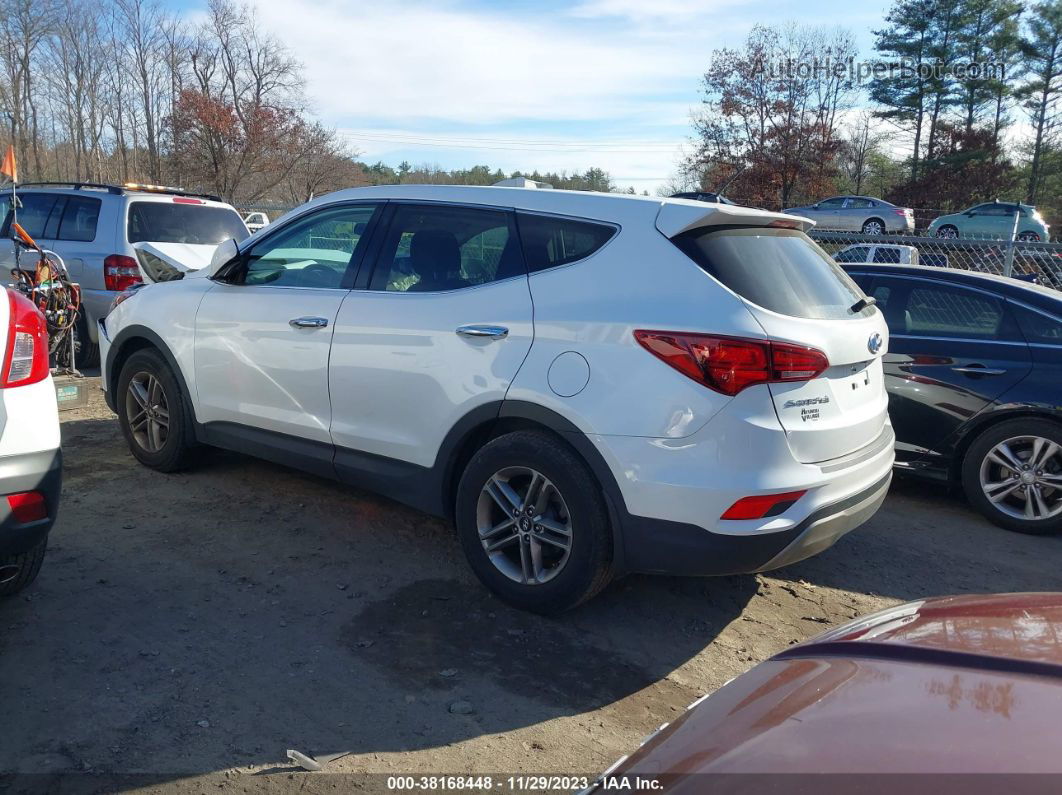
(99, 186), (893, 613)
(0, 182), (248, 367)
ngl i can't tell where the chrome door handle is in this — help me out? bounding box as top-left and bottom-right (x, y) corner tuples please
(951, 365), (1006, 376)
(456, 324), (508, 339)
(289, 316), (329, 329)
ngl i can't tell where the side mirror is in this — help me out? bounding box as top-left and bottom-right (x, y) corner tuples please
(207, 238), (240, 279)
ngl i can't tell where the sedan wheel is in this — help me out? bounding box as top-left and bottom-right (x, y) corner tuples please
(1017, 231), (1041, 242)
(125, 371), (170, 453)
(936, 225), (959, 239)
(862, 219), (884, 235)
(477, 466), (572, 585)
(979, 435), (1062, 522)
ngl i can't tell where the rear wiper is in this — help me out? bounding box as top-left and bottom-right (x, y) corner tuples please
(850, 295), (877, 313)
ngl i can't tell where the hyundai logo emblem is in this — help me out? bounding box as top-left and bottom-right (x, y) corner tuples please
(868, 333), (883, 354)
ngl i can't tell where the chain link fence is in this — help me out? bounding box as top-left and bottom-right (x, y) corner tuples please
(811, 231), (1062, 291)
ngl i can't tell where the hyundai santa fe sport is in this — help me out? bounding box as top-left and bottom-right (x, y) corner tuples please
(98, 185), (894, 613)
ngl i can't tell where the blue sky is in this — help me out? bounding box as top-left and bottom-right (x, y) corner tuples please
(172, 0), (885, 192)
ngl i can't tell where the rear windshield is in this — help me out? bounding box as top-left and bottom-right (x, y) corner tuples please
(127, 201), (248, 245)
(672, 227), (874, 320)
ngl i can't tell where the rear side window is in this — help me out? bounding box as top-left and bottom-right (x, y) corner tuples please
(372, 204), (524, 292)
(873, 247), (902, 264)
(128, 201), (248, 245)
(672, 227), (873, 320)
(1010, 303), (1062, 345)
(834, 246), (870, 263)
(57, 196), (101, 242)
(516, 213), (615, 273)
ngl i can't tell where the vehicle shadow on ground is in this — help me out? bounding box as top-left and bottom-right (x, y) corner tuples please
(0, 418), (758, 785)
(774, 475), (1062, 601)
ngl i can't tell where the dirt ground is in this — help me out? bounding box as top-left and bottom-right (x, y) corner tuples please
(3, 378), (1060, 792)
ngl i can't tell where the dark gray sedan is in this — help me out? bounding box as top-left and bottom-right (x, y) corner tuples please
(784, 195), (914, 234)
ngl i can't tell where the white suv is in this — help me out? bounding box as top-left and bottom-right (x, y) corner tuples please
(99, 186), (893, 613)
(0, 182), (248, 367)
(0, 289), (62, 596)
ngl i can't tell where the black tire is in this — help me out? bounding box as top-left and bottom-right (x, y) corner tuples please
(116, 348), (198, 472)
(961, 418), (1062, 535)
(936, 225), (959, 239)
(74, 313), (100, 369)
(0, 536), (47, 597)
(455, 430), (613, 614)
(862, 218), (885, 235)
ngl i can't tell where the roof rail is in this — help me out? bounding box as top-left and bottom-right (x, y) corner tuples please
(16, 181), (124, 194)
(14, 181), (223, 202)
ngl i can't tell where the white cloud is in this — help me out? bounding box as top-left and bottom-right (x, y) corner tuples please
(251, 0), (703, 125)
(568, 0), (746, 25)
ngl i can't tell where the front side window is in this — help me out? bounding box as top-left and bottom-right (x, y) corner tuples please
(971, 204), (1008, 217)
(241, 203), (379, 289)
(372, 204), (523, 292)
(3, 193), (61, 239)
(516, 213), (615, 273)
(672, 227), (873, 320)
(128, 201), (248, 245)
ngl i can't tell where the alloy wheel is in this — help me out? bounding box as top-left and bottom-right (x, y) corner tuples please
(863, 220), (884, 235)
(476, 466), (572, 585)
(936, 227), (958, 239)
(125, 371), (170, 453)
(979, 435), (1062, 522)
(1017, 232), (1040, 242)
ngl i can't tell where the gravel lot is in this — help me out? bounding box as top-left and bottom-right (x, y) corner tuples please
(3, 378), (1060, 792)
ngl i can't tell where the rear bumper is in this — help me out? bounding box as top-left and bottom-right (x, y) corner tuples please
(621, 471), (891, 576)
(0, 449), (62, 557)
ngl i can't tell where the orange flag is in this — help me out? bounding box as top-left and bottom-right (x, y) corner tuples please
(1, 145), (16, 182)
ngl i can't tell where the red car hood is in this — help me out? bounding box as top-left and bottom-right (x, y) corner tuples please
(610, 594), (1062, 782)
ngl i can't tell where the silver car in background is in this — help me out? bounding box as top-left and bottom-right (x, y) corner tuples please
(784, 195), (914, 235)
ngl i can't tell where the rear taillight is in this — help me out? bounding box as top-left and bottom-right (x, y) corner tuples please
(1, 289), (49, 388)
(893, 208), (907, 216)
(721, 490), (807, 520)
(104, 255), (143, 292)
(633, 331), (828, 396)
(7, 491), (47, 523)
(172, 196), (204, 205)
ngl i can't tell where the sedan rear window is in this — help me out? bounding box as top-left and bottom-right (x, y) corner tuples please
(127, 201), (248, 245)
(672, 227), (873, 320)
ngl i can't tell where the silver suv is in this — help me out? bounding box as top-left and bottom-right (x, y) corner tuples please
(0, 182), (248, 366)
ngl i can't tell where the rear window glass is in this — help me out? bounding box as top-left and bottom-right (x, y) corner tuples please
(516, 213), (615, 273)
(127, 201), (248, 245)
(672, 227), (873, 319)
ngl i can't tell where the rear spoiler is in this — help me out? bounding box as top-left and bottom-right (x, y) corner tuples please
(655, 200), (815, 238)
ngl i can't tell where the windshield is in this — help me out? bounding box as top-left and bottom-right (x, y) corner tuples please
(127, 201), (248, 245)
(672, 226), (874, 320)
